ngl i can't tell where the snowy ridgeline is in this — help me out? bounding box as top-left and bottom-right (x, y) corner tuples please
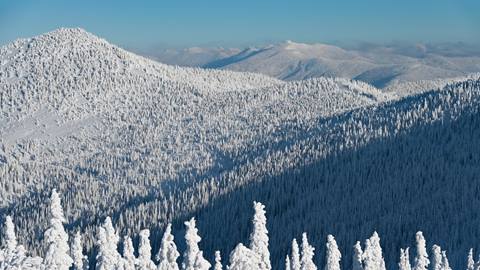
(0, 190), (471, 270)
(2, 29), (480, 270)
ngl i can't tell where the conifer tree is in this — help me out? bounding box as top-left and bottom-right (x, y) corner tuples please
(123, 235), (136, 270)
(352, 241), (364, 270)
(43, 189), (73, 270)
(249, 202), (271, 270)
(399, 248), (411, 270)
(214, 251), (222, 270)
(291, 239), (301, 270)
(182, 218), (211, 270)
(300, 233), (317, 270)
(431, 245), (442, 270)
(286, 255), (291, 270)
(467, 249), (475, 270)
(363, 232), (385, 270)
(138, 229), (156, 270)
(156, 224), (179, 270)
(228, 243), (259, 270)
(413, 232), (430, 270)
(324, 235), (341, 270)
(71, 231), (88, 270)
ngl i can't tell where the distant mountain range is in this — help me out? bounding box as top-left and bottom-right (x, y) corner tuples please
(144, 41), (480, 88)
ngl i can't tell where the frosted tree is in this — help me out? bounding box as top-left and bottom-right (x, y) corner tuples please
(431, 245), (442, 270)
(324, 235), (341, 270)
(352, 241), (364, 270)
(0, 216), (25, 268)
(137, 229), (157, 270)
(228, 243), (259, 270)
(413, 232), (430, 270)
(249, 202), (271, 270)
(291, 239), (301, 270)
(286, 255), (291, 270)
(96, 217), (122, 270)
(43, 189), (73, 270)
(122, 235), (136, 270)
(182, 218), (211, 270)
(467, 249), (474, 270)
(300, 233), (317, 270)
(156, 224), (179, 270)
(363, 232), (385, 270)
(214, 251), (222, 270)
(440, 251), (451, 270)
(71, 231), (88, 270)
(399, 248), (411, 270)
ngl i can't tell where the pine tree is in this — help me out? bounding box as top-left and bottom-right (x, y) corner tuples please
(214, 251), (222, 270)
(228, 243), (259, 270)
(399, 248), (411, 270)
(156, 224), (179, 270)
(440, 251), (451, 270)
(291, 239), (301, 270)
(137, 229), (156, 270)
(71, 231), (88, 270)
(324, 235), (341, 270)
(413, 232), (430, 270)
(286, 255), (291, 270)
(96, 217), (122, 270)
(431, 245), (442, 270)
(363, 232), (385, 270)
(352, 241), (363, 270)
(467, 249), (475, 270)
(249, 202), (271, 270)
(300, 233), (317, 270)
(122, 235), (136, 270)
(43, 189), (73, 270)
(182, 218), (211, 270)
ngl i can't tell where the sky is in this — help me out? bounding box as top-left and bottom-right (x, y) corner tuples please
(1, 0), (479, 49)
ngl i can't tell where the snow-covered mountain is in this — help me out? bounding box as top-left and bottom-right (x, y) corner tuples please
(147, 41), (480, 88)
(2, 28), (480, 270)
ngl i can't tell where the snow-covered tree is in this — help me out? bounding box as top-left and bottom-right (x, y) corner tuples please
(249, 202), (271, 270)
(214, 251), (222, 270)
(398, 248), (411, 270)
(300, 233), (317, 270)
(137, 229), (156, 270)
(324, 235), (341, 270)
(43, 189), (73, 270)
(156, 224), (179, 270)
(291, 239), (301, 270)
(440, 251), (451, 270)
(286, 255), (291, 270)
(363, 232), (385, 270)
(431, 245), (442, 270)
(352, 241), (364, 270)
(96, 217), (122, 270)
(182, 218), (211, 270)
(122, 235), (136, 270)
(71, 231), (88, 270)
(413, 232), (429, 270)
(467, 249), (474, 270)
(228, 243), (259, 270)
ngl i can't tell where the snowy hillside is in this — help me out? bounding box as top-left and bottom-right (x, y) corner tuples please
(2, 28), (480, 270)
(148, 41), (480, 88)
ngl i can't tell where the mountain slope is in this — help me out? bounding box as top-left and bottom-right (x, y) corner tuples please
(0, 28), (392, 256)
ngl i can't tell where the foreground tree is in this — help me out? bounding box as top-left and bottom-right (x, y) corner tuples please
(300, 233), (317, 270)
(43, 189), (73, 270)
(214, 251), (222, 270)
(228, 243), (259, 270)
(291, 239), (301, 270)
(137, 229), (156, 270)
(71, 231), (88, 270)
(122, 235), (136, 270)
(325, 235), (341, 270)
(414, 232), (430, 270)
(249, 202), (271, 270)
(363, 232), (385, 270)
(156, 224), (180, 270)
(96, 217), (122, 270)
(182, 218), (211, 270)
(352, 241), (364, 270)
(398, 248), (411, 270)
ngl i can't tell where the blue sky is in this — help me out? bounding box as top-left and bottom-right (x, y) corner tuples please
(1, 0), (479, 49)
